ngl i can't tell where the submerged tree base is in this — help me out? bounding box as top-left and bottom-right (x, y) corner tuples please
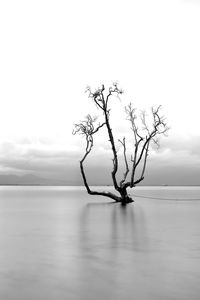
(119, 197), (134, 205)
(83, 183), (134, 204)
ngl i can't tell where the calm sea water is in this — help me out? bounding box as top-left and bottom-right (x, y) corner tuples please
(0, 186), (200, 300)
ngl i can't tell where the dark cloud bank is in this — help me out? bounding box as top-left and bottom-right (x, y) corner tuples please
(0, 135), (200, 186)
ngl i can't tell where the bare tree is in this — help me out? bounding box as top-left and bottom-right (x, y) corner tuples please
(73, 83), (168, 204)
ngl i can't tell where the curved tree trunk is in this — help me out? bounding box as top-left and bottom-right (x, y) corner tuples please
(80, 160), (122, 202)
(80, 160), (133, 204)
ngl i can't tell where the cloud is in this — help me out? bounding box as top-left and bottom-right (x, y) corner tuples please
(0, 139), (81, 177)
(155, 134), (200, 163)
(0, 132), (200, 185)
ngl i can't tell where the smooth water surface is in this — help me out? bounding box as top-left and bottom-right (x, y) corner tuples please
(0, 186), (200, 300)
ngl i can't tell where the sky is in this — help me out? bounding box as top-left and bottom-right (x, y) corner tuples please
(0, 0), (200, 185)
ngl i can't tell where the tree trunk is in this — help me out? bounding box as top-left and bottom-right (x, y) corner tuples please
(118, 187), (134, 205)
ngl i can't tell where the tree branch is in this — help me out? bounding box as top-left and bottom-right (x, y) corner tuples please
(119, 137), (129, 186)
(86, 83), (123, 191)
(125, 103), (144, 187)
(73, 114), (122, 201)
(125, 104), (169, 188)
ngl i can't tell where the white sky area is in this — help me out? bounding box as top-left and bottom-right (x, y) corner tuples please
(0, 0), (200, 185)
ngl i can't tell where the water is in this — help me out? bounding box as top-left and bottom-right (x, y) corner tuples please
(0, 186), (200, 300)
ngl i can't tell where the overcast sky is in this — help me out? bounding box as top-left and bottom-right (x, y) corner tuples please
(0, 0), (200, 185)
